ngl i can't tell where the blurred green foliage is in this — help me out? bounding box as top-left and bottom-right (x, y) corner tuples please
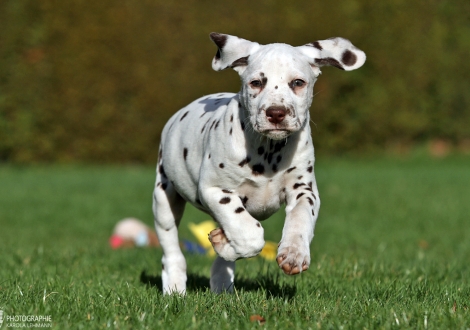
(1, 0), (469, 163)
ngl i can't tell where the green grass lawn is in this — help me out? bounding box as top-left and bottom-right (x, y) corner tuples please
(0, 156), (469, 329)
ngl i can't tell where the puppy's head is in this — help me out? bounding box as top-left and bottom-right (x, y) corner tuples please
(210, 33), (366, 140)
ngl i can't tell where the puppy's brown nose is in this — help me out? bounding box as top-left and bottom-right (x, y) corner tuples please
(266, 107), (286, 124)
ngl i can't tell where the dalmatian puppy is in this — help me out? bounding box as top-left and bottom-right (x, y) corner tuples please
(153, 32), (366, 294)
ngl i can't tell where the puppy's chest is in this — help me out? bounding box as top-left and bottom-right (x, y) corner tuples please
(236, 177), (285, 220)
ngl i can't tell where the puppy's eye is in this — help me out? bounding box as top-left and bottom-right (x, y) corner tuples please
(291, 79), (305, 88)
(250, 80), (262, 88)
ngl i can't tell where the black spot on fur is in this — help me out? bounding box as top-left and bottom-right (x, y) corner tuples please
(229, 128), (232, 135)
(272, 164), (278, 173)
(219, 197), (231, 204)
(341, 50), (357, 66)
(210, 120), (216, 130)
(219, 163), (224, 168)
(201, 118), (210, 133)
(307, 197), (314, 205)
(312, 41), (323, 50)
(222, 189), (232, 193)
(159, 164), (166, 176)
(267, 153), (273, 164)
(286, 166), (296, 173)
(238, 156), (251, 167)
(235, 207), (245, 214)
(196, 198), (202, 205)
(258, 146), (265, 155)
(307, 166), (313, 173)
(180, 111), (189, 121)
(276, 155), (282, 163)
(200, 112), (207, 118)
(308, 182), (313, 189)
(161, 183), (168, 190)
(315, 57), (344, 70)
(183, 148), (188, 160)
(210, 33), (227, 52)
(312, 209), (315, 216)
(256, 223), (261, 228)
(208, 154), (211, 159)
(230, 115), (233, 122)
(298, 175), (303, 180)
(231, 56), (249, 68)
(296, 192), (305, 200)
(214, 120), (220, 130)
(274, 142), (284, 153)
(241, 121), (245, 131)
(252, 164), (265, 175)
(293, 183), (306, 189)
(240, 196), (248, 206)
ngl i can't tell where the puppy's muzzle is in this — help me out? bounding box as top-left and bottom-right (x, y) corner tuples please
(266, 106), (287, 124)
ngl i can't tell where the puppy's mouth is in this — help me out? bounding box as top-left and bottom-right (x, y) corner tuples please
(259, 128), (292, 140)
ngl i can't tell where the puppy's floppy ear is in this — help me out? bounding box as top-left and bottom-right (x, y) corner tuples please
(297, 37), (366, 72)
(210, 32), (261, 74)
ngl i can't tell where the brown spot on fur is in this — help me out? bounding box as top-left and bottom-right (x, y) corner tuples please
(235, 207), (245, 213)
(315, 57), (344, 70)
(286, 166), (296, 173)
(238, 156), (251, 167)
(210, 33), (227, 55)
(219, 197), (231, 204)
(231, 56), (249, 68)
(341, 50), (357, 66)
(219, 163), (224, 168)
(312, 41), (323, 50)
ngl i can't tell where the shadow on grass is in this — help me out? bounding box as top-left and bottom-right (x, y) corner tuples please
(140, 270), (296, 300)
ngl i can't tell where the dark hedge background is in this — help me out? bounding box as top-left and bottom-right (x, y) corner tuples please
(1, 0), (469, 163)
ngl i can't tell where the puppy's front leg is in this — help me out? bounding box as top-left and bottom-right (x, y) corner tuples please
(277, 175), (321, 275)
(201, 187), (265, 261)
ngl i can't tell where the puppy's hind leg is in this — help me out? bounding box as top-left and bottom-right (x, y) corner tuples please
(153, 167), (186, 295)
(210, 256), (236, 293)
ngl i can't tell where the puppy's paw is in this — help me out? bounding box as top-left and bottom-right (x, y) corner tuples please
(276, 243), (310, 275)
(208, 228), (229, 255)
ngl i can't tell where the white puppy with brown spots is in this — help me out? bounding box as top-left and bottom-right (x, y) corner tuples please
(153, 33), (366, 294)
